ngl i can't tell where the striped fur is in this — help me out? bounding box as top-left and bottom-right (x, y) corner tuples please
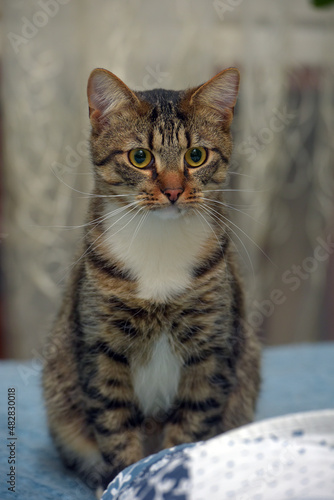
(43, 67), (261, 490)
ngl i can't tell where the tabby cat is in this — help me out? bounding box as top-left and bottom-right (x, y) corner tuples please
(43, 67), (261, 490)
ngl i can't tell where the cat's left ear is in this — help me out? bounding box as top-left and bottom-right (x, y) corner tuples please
(189, 68), (240, 127)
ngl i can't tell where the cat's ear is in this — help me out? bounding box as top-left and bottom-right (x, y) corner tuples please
(189, 68), (240, 127)
(87, 68), (140, 132)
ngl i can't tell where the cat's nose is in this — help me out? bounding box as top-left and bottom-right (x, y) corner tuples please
(162, 187), (184, 204)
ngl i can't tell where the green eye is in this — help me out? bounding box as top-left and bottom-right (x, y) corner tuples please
(184, 147), (207, 167)
(129, 149), (152, 168)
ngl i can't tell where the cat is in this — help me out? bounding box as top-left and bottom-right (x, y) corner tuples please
(43, 66), (261, 491)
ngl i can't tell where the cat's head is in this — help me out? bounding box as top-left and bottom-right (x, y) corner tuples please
(87, 67), (239, 219)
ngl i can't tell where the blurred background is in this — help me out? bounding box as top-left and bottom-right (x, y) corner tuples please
(0, 0), (333, 359)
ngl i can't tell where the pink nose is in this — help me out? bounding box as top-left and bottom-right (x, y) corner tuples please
(162, 188), (184, 204)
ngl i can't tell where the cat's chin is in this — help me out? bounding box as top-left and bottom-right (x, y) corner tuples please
(153, 205), (184, 220)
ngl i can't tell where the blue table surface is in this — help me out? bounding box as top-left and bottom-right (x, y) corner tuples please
(0, 342), (333, 499)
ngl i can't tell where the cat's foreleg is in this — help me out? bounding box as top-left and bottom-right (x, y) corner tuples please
(92, 420), (144, 488)
(79, 348), (146, 487)
(162, 339), (260, 447)
(51, 410), (144, 490)
(161, 360), (229, 448)
(219, 334), (261, 431)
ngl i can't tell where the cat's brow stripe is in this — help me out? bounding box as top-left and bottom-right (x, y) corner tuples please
(158, 125), (165, 146)
(150, 107), (159, 122)
(148, 130), (154, 150)
(175, 121), (183, 140)
(185, 130), (191, 148)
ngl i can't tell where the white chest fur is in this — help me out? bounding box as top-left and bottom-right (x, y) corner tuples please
(102, 202), (211, 302)
(131, 334), (181, 416)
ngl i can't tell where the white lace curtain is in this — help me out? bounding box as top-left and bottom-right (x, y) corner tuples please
(2, 0), (334, 358)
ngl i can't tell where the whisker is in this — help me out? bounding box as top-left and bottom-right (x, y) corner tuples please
(69, 202), (140, 265)
(67, 201), (139, 255)
(127, 210), (149, 251)
(203, 188), (264, 194)
(203, 199), (258, 209)
(62, 172), (92, 175)
(56, 203), (139, 285)
(202, 202), (275, 267)
(101, 206), (143, 251)
(227, 171), (255, 179)
(51, 166), (135, 199)
(51, 166), (104, 197)
(80, 205), (139, 259)
(194, 208), (222, 249)
(38, 201), (138, 231)
(201, 197), (263, 225)
(84, 201), (139, 235)
(201, 204), (254, 278)
(78, 194), (135, 199)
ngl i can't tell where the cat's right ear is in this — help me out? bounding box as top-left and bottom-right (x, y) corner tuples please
(87, 69), (140, 133)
